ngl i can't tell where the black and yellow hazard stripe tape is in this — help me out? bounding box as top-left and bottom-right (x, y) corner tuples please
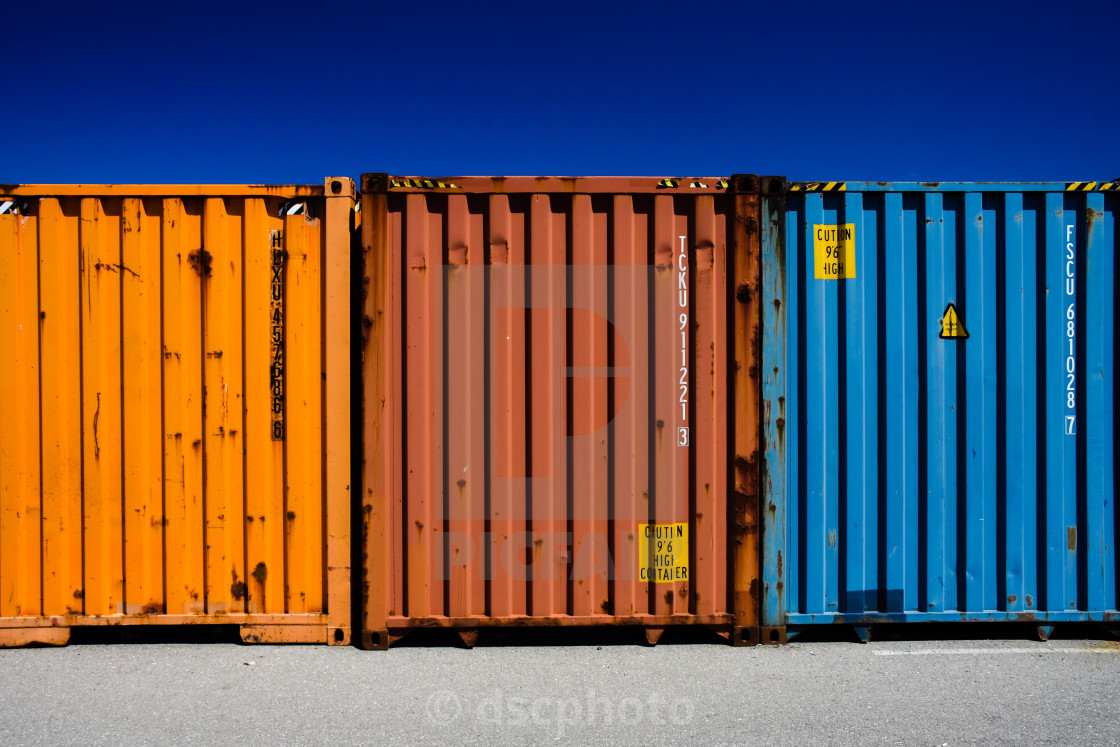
(657, 179), (730, 189)
(390, 178), (462, 189)
(1066, 182), (1119, 191)
(789, 182), (846, 192)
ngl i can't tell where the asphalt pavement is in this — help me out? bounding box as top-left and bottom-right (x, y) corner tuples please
(2, 629), (1118, 745)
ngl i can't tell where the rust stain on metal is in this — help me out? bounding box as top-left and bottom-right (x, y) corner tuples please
(92, 393), (101, 460)
(361, 315), (374, 347)
(736, 214), (757, 233)
(188, 247), (212, 277)
(92, 261), (140, 279)
(1086, 207), (1101, 237)
(731, 488), (758, 536)
(230, 570), (247, 602)
(749, 322), (761, 379)
(1068, 526), (1077, 551)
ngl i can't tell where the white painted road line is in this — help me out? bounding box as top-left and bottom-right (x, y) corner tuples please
(873, 647), (1117, 656)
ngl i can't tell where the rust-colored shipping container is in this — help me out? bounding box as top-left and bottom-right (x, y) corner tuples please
(0, 179), (356, 646)
(360, 174), (767, 648)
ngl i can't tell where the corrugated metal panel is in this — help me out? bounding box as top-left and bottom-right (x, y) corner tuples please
(360, 174), (765, 647)
(0, 180), (356, 646)
(761, 182), (1118, 641)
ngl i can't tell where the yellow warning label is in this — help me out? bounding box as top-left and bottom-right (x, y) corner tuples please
(639, 523), (689, 583)
(814, 223), (856, 279)
(939, 303), (969, 339)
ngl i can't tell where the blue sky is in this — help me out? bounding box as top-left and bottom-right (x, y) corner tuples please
(6, 0), (1117, 184)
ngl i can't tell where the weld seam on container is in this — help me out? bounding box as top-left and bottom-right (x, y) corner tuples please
(761, 182), (1118, 642)
(0, 179), (356, 646)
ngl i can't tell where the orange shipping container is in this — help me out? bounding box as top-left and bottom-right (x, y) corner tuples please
(0, 179), (356, 646)
(359, 174), (767, 648)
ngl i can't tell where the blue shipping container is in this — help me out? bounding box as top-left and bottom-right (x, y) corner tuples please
(760, 181), (1118, 642)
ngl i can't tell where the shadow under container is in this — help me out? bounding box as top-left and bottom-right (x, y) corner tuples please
(360, 174), (774, 648)
(0, 180), (357, 646)
(760, 180), (1119, 644)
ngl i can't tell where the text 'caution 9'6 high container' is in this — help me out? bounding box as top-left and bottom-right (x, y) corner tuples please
(0, 180), (357, 646)
(760, 181), (1118, 643)
(360, 174), (773, 648)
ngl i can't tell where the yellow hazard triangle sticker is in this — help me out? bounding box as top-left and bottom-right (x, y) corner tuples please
(938, 303), (969, 339)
